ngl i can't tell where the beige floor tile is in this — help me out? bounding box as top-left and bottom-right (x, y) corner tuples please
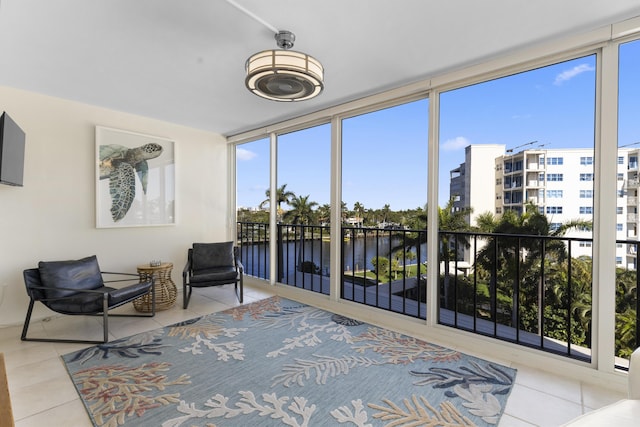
(3, 342), (59, 370)
(0, 324), (47, 355)
(6, 356), (68, 393)
(151, 307), (205, 327)
(504, 383), (583, 426)
(39, 315), (105, 342)
(0, 324), (30, 349)
(53, 341), (95, 356)
(15, 399), (92, 427)
(498, 413), (537, 426)
(106, 315), (166, 340)
(193, 284), (241, 303)
(243, 285), (276, 300)
(10, 373), (79, 420)
(0, 324), (23, 339)
(184, 295), (234, 316)
(581, 381), (626, 410)
(107, 303), (146, 315)
(512, 362), (582, 404)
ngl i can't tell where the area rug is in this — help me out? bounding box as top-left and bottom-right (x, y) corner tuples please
(62, 296), (517, 427)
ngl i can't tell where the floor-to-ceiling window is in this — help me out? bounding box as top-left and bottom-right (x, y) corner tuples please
(236, 137), (270, 279)
(341, 98), (429, 318)
(276, 124), (331, 293)
(616, 38), (640, 363)
(438, 55), (597, 360)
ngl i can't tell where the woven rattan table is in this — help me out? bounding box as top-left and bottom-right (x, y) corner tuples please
(134, 262), (177, 312)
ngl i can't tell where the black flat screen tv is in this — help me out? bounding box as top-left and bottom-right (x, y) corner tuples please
(0, 112), (26, 187)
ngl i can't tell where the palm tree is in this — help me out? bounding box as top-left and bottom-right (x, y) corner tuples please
(475, 211), (499, 233)
(283, 194), (318, 225)
(259, 184), (295, 220)
(616, 267), (638, 357)
(476, 204), (592, 330)
(283, 195), (319, 274)
(532, 254), (592, 348)
(381, 204), (391, 224)
(353, 201), (365, 227)
(341, 201), (349, 224)
(316, 203), (331, 224)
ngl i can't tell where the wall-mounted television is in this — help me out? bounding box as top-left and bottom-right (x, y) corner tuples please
(0, 112), (26, 187)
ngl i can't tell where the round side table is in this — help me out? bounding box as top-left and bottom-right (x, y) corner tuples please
(134, 262), (177, 312)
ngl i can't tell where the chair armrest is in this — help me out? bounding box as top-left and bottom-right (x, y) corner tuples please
(101, 271), (139, 277)
(102, 271), (153, 286)
(237, 260), (244, 274)
(29, 272), (152, 299)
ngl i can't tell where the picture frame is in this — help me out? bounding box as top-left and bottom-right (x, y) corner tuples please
(96, 126), (175, 228)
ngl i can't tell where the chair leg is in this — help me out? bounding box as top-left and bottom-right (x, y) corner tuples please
(183, 283), (192, 309)
(20, 299), (35, 341)
(22, 294), (155, 344)
(103, 294), (109, 343)
(151, 279), (156, 314)
(236, 276), (243, 303)
(21, 299), (108, 344)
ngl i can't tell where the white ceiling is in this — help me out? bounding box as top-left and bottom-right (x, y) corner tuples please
(1, 1), (639, 137)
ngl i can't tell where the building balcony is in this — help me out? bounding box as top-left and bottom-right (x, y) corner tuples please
(505, 183), (523, 190)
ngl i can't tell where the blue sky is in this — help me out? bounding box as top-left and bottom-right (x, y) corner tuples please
(237, 40), (639, 211)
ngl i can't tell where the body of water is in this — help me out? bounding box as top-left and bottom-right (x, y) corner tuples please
(240, 235), (427, 278)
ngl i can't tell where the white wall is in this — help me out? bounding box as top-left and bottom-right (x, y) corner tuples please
(0, 86), (229, 326)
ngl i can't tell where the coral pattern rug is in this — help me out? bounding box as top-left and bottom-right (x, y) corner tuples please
(62, 296), (517, 426)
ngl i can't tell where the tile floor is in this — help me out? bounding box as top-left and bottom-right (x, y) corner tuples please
(0, 283), (627, 427)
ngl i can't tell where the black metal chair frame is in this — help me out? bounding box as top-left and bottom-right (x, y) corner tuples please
(183, 246), (243, 309)
(21, 269), (156, 344)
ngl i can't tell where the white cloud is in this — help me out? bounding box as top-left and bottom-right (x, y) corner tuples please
(441, 136), (470, 151)
(236, 148), (257, 161)
(553, 63), (595, 86)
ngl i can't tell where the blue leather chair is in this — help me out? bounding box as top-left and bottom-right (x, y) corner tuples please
(182, 242), (243, 309)
(22, 255), (155, 344)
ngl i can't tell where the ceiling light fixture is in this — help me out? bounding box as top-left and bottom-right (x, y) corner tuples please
(245, 30), (324, 102)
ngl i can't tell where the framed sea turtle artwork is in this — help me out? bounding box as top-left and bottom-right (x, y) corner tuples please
(95, 126), (175, 228)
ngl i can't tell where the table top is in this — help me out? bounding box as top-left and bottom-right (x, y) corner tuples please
(137, 262), (173, 271)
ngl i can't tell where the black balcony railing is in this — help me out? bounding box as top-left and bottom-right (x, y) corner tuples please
(237, 222), (270, 279)
(341, 226), (427, 319)
(237, 221), (639, 367)
(236, 222), (331, 293)
(439, 230), (593, 363)
(277, 224), (330, 294)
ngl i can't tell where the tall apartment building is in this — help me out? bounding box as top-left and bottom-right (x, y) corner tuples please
(450, 144), (506, 225)
(450, 144), (506, 269)
(450, 145), (635, 269)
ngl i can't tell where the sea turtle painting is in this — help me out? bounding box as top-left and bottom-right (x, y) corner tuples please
(99, 143), (164, 222)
